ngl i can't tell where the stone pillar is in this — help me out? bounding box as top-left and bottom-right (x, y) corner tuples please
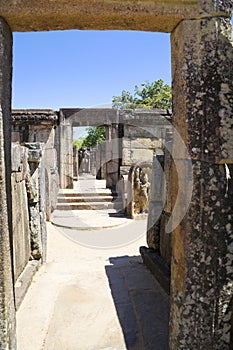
(0, 17), (16, 349)
(170, 13), (233, 349)
(147, 153), (164, 251)
(59, 117), (73, 188)
(73, 145), (79, 180)
(106, 123), (120, 190)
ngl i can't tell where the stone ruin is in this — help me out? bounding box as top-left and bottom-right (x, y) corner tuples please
(0, 1), (232, 349)
(127, 161), (152, 219)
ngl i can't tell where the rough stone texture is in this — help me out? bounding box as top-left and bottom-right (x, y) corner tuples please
(0, 1), (231, 33)
(25, 143), (46, 261)
(73, 145), (79, 180)
(0, 17), (16, 350)
(120, 109), (171, 170)
(169, 16), (233, 349)
(11, 145), (31, 281)
(127, 162), (152, 219)
(12, 112), (59, 220)
(171, 17), (233, 164)
(147, 154), (165, 251)
(0, 0), (209, 33)
(170, 162), (233, 349)
(12, 109), (58, 125)
(106, 124), (120, 190)
(39, 148), (47, 263)
(58, 111), (74, 189)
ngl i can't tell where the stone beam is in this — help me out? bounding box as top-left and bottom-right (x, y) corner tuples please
(65, 108), (119, 127)
(0, 17), (16, 349)
(0, 0), (231, 33)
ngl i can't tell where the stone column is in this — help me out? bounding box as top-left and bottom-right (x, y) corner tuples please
(59, 116), (73, 189)
(106, 123), (119, 190)
(170, 12), (233, 350)
(0, 17), (16, 349)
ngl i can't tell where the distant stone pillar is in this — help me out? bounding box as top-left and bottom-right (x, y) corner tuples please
(59, 112), (73, 188)
(170, 12), (233, 350)
(0, 17), (16, 349)
(73, 145), (79, 179)
(106, 123), (119, 189)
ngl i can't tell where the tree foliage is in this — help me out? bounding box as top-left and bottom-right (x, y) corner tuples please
(73, 139), (84, 149)
(112, 79), (172, 110)
(81, 126), (106, 148)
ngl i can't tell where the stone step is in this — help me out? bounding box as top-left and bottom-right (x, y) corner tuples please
(56, 201), (123, 211)
(57, 196), (118, 203)
(58, 190), (112, 197)
(58, 191), (115, 197)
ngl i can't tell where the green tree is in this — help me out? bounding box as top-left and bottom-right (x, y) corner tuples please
(82, 126), (106, 148)
(73, 139), (84, 149)
(112, 79), (172, 110)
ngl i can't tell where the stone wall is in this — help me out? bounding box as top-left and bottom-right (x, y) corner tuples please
(11, 144), (31, 281)
(12, 109), (59, 220)
(119, 109), (172, 213)
(11, 110), (59, 311)
(119, 109), (171, 173)
(0, 17), (16, 349)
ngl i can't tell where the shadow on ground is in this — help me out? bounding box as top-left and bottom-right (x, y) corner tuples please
(105, 255), (170, 350)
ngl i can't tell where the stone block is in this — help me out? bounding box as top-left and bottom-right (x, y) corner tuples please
(29, 204), (42, 260)
(198, 0), (232, 16)
(11, 143), (23, 172)
(122, 137), (162, 150)
(45, 148), (57, 169)
(124, 125), (163, 139)
(11, 175), (31, 281)
(29, 126), (51, 144)
(122, 148), (153, 166)
(11, 144), (29, 182)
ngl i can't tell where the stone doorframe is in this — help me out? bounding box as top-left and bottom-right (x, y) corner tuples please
(58, 108), (119, 189)
(0, 1), (232, 348)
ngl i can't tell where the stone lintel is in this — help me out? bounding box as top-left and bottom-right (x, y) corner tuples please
(120, 109), (172, 127)
(12, 109), (58, 126)
(61, 108), (119, 127)
(1, 0), (228, 33)
(0, 1), (232, 33)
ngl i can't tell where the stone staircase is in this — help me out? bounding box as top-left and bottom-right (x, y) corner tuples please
(56, 188), (123, 211)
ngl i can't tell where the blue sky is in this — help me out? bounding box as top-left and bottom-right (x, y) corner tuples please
(12, 30), (171, 110)
(12, 17), (233, 111)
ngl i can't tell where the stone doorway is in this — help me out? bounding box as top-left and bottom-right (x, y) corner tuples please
(0, 1), (232, 348)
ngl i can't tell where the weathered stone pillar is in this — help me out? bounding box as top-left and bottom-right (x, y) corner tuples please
(0, 17), (16, 349)
(59, 112), (73, 188)
(106, 123), (120, 190)
(170, 11), (233, 349)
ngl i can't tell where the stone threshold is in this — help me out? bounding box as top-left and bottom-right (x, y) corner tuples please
(14, 260), (41, 311)
(140, 246), (170, 295)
